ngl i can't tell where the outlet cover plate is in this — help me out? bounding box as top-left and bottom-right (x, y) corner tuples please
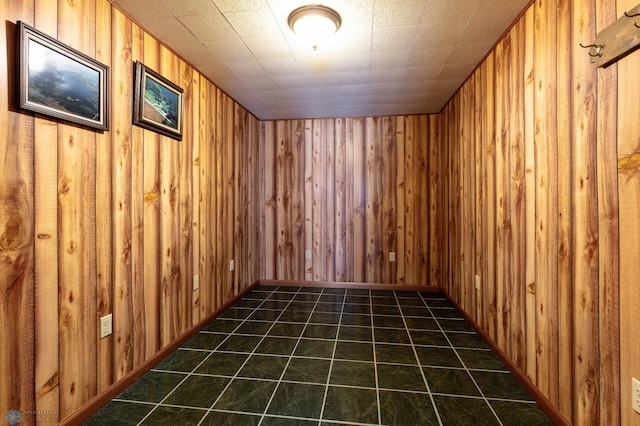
(633, 377), (640, 414)
(389, 252), (396, 262)
(193, 275), (200, 291)
(475, 275), (480, 290)
(100, 313), (112, 339)
(230, 259), (235, 272)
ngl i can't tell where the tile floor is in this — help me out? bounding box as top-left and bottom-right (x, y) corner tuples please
(85, 285), (554, 425)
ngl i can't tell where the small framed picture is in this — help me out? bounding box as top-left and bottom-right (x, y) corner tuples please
(133, 61), (183, 140)
(17, 21), (109, 131)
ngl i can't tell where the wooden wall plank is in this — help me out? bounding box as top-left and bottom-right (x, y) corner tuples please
(33, 1), (58, 422)
(262, 121), (276, 280)
(58, 0), (98, 416)
(365, 117), (383, 282)
(276, 120), (292, 280)
(533, 0), (560, 405)
(198, 76), (211, 316)
(404, 116), (416, 286)
(352, 118), (366, 282)
(596, 1), (620, 424)
(95, 0), (114, 391)
(395, 117), (406, 284)
(224, 94), (235, 298)
(304, 120), (314, 281)
(335, 118), (347, 282)
(292, 120), (306, 281)
(191, 69), (201, 324)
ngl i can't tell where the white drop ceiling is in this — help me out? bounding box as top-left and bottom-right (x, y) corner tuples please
(111, 0), (530, 120)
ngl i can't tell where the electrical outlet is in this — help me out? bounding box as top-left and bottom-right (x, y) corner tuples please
(633, 377), (640, 414)
(475, 275), (480, 290)
(193, 275), (200, 291)
(230, 259), (235, 272)
(389, 252), (396, 262)
(305, 250), (312, 260)
(100, 314), (112, 339)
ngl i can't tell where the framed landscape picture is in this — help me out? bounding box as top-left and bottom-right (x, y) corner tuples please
(17, 21), (109, 131)
(133, 61), (183, 140)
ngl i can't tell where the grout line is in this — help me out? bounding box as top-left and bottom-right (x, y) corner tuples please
(395, 290), (444, 426)
(417, 292), (505, 426)
(367, 289), (382, 426)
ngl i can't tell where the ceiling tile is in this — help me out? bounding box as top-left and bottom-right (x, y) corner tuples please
(113, 0), (173, 20)
(239, 77), (277, 91)
(372, 26), (418, 52)
(260, 58), (300, 76)
(178, 13), (237, 42)
(225, 60), (268, 78)
(204, 38), (255, 62)
(195, 61), (235, 79)
(272, 74), (307, 88)
(421, 0), (480, 25)
(139, 17), (198, 47)
(415, 24), (465, 48)
(371, 50), (411, 69)
(161, 0), (218, 16)
(373, 0), (426, 27)
(223, 8), (282, 39)
(214, 0), (267, 12)
(244, 36), (292, 60)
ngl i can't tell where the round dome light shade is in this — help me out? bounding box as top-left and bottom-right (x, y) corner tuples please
(288, 5), (342, 49)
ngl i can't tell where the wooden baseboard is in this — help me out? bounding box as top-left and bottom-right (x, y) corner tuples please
(442, 294), (570, 426)
(257, 279), (440, 293)
(58, 282), (258, 426)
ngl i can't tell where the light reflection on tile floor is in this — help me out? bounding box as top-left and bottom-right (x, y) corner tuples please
(85, 286), (553, 426)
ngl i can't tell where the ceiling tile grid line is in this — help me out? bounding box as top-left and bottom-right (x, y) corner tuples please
(113, 0), (531, 120)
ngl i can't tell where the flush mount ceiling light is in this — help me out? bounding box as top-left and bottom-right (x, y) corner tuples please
(288, 4), (342, 51)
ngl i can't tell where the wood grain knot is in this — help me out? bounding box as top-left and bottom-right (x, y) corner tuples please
(1, 216), (24, 250)
(144, 192), (159, 203)
(37, 233), (52, 239)
(37, 372), (59, 397)
(618, 152), (640, 174)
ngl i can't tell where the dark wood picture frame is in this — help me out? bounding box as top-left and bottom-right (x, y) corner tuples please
(132, 61), (183, 140)
(17, 21), (109, 131)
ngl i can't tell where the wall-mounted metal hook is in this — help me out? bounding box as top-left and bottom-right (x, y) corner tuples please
(580, 43), (603, 57)
(624, 11), (640, 28)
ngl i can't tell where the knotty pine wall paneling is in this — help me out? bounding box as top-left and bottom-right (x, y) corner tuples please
(438, 0), (640, 424)
(0, 1), (259, 422)
(259, 116), (440, 286)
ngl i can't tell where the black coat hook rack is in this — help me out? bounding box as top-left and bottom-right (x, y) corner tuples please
(582, 2), (640, 67)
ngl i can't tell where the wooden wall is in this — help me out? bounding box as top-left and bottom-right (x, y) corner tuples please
(258, 116), (441, 286)
(0, 0), (259, 423)
(439, 0), (639, 425)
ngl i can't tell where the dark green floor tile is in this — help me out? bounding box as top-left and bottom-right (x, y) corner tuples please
(447, 332), (489, 349)
(200, 410), (261, 426)
(213, 379), (278, 413)
(84, 401), (153, 425)
(275, 286), (301, 293)
(425, 299), (454, 308)
(300, 287), (324, 293)
(287, 301), (316, 311)
(375, 343), (418, 365)
(220, 307), (254, 319)
(261, 300), (291, 310)
(415, 346), (463, 368)
(338, 325), (372, 342)
(372, 305), (401, 315)
(330, 360), (376, 387)
(377, 364), (426, 391)
(340, 313), (371, 326)
(423, 367), (481, 396)
(342, 303), (370, 315)
(370, 293), (398, 303)
(182, 332), (226, 350)
(154, 349), (209, 372)
(457, 349), (507, 371)
(217, 335), (263, 353)
(294, 292), (321, 302)
(397, 299), (425, 308)
(346, 289), (370, 296)
(410, 330), (450, 347)
(395, 291), (422, 299)
(236, 320), (274, 335)
(279, 310), (311, 323)
(294, 339), (335, 358)
(267, 382), (325, 418)
(437, 318), (475, 332)
(163, 375), (230, 407)
(404, 317), (439, 330)
(284, 357), (331, 383)
(309, 312), (342, 324)
(334, 341), (374, 361)
(195, 352), (248, 376)
(319, 294), (344, 303)
(433, 395), (500, 426)
(401, 306), (432, 317)
(303, 324), (338, 339)
(261, 416), (319, 426)
(255, 337), (298, 355)
(269, 322), (306, 337)
(345, 296), (370, 305)
(238, 354), (289, 379)
(117, 371), (186, 402)
(373, 315), (405, 329)
(374, 327), (411, 344)
(204, 319), (242, 333)
(431, 308), (463, 319)
(323, 386), (378, 424)
(233, 299), (264, 309)
(140, 406), (206, 425)
(379, 390), (438, 426)
(322, 288), (346, 295)
(490, 400), (554, 426)
(471, 370), (533, 400)
(249, 310), (283, 321)
(314, 302), (343, 313)
(268, 292), (296, 301)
